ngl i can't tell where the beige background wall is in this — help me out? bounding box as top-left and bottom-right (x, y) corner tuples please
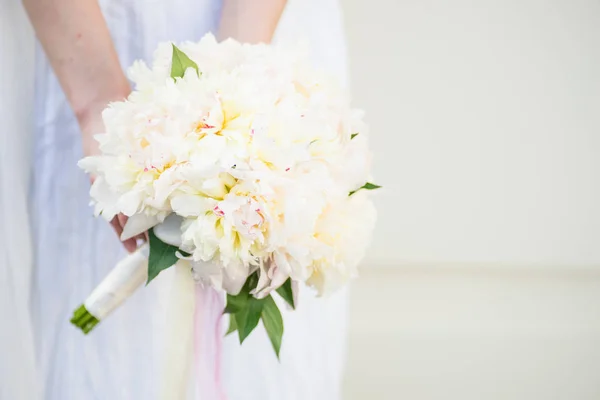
(340, 0), (600, 398)
(343, 0), (600, 268)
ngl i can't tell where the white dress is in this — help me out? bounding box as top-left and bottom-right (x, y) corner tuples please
(30, 0), (350, 399)
(0, 1), (38, 399)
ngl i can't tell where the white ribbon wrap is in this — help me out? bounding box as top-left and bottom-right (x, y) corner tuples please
(84, 244), (149, 320)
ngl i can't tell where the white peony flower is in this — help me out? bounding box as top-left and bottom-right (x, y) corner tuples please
(307, 191), (377, 295)
(81, 33), (378, 298)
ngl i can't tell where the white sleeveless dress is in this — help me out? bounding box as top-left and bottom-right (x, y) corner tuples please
(0, 2), (38, 399)
(30, 1), (350, 399)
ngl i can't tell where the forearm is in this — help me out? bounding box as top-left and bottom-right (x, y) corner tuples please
(217, 0), (287, 44)
(23, 0), (129, 153)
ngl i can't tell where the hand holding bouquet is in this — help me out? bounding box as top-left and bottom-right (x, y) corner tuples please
(71, 34), (378, 357)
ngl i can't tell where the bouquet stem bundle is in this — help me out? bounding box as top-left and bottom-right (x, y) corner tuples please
(70, 305), (99, 334)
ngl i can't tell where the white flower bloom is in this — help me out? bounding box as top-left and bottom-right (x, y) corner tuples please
(81, 34), (378, 297)
(307, 192), (378, 295)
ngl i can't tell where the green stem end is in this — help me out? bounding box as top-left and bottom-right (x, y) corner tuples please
(70, 304), (100, 334)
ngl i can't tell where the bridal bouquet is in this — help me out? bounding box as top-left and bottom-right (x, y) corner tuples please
(71, 34), (378, 357)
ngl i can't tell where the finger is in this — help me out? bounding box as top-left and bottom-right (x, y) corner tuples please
(117, 213), (128, 230)
(112, 216), (136, 252)
(123, 238), (138, 253)
(118, 214), (138, 252)
(110, 217), (124, 237)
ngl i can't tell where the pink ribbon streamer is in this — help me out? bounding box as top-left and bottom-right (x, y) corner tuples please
(193, 284), (227, 400)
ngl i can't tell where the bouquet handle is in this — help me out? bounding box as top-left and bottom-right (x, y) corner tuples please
(71, 244), (150, 333)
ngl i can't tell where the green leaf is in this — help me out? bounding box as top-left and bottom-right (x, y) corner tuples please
(261, 295), (284, 358)
(362, 182), (381, 190)
(351, 133), (359, 140)
(233, 271), (259, 295)
(170, 44), (199, 79)
(224, 272), (260, 314)
(147, 228), (180, 284)
(224, 292), (248, 314)
(226, 315), (238, 335)
(223, 273), (287, 358)
(235, 297), (264, 344)
(276, 279), (295, 309)
(349, 182), (382, 196)
(229, 272), (261, 343)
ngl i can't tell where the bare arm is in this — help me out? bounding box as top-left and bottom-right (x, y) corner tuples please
(22, 0), (130, 157)
(23, 0), (136, 251)
(218, 0), (288, 44)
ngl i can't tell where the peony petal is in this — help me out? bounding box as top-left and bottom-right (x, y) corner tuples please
(121, 213), (161, 241)
(153, 214), (184, 247)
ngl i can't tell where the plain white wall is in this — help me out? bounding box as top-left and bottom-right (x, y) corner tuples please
(342, 0), (600, 268)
